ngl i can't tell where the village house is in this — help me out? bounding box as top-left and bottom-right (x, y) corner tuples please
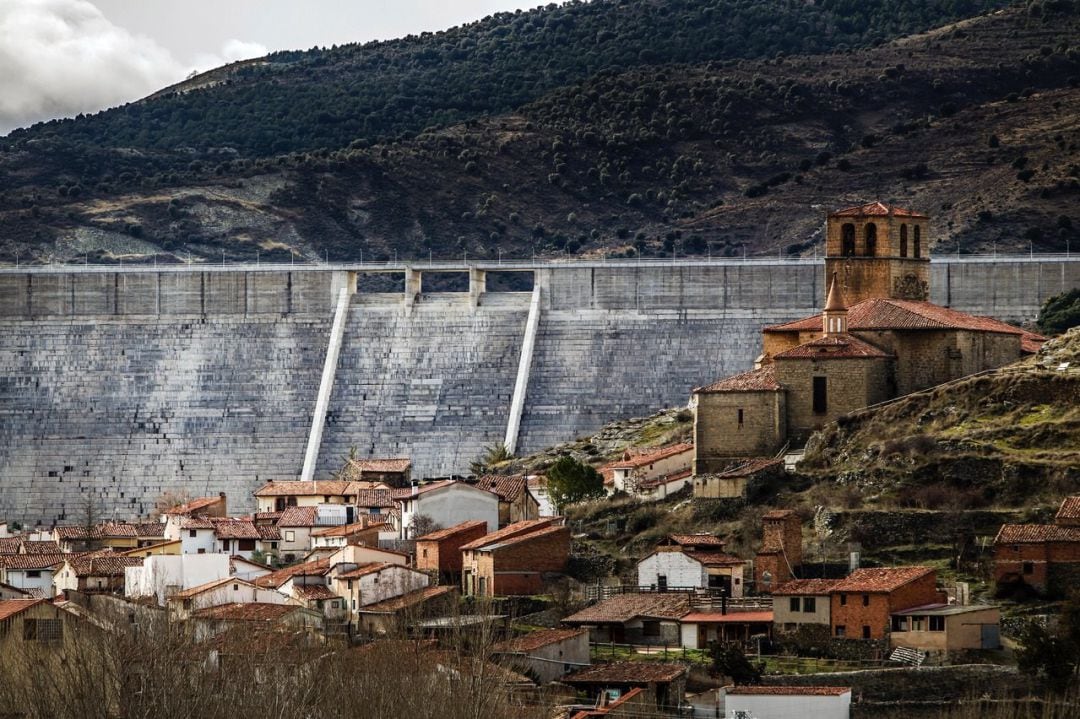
(889, 604), (1001, 654)
(475, 475), (540, 526)
(993, 496), (1080, 597)
(160, 494), (227, 523)
(53, 522), (140, 553)
(0, 554), (66, 597)
(0, 583), (31, 600)
(53, 552), (143, 595)
(527, 477), (557, 517)
(120, 539), (181, 557)
(125, 553), (232, 606)
(310, 519), (389, 550)
(679, 609), (774, 649)
(829, 566), (944, 640)
(284, 581), (348, 623)
(276, 506), (326, 562)
(692, 457), (784, 500)
(602, 443), (693, 495)
(724, 686), (852, 719)
(414, 520), (488, 583)
(561, 662), (688, 713)
(132, 523), (168, 547)
(166, 516), (216, 555)
(355, 585), (457, 636)
(0, 599), (79, 651)
(562, 593), (691, 645)
(395, 480), (500, 539)
(491, 627), (590, 684)
(253, 479), (386, 514)
(692, 203), (1044, 473)
(208, 519), (263, 559)
(636, 534), (745, 596)
(460, 518), (570, 597)
(168, 576), (286, 621)
(188, 603), (323, 642)
(771, 579), (839, 633)
(229, 555), (274, 582)
(0, 536), (62, 555)
(755, 510), (803, 591)
(341, 457), (413, 488)
(333, 562), (431, 625)
(635, 469), (694, 502)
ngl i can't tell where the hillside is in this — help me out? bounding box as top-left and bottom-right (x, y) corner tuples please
(2, 2), (1079, 264)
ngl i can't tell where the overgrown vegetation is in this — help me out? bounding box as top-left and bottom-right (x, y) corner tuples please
(1038, 288), (1080, 335)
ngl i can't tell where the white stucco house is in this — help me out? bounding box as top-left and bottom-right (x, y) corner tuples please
(395, 481), (500, 539)
(0, 555), (62, 598)
(167, 576), (285, 620)
(637, 536), (746, 597)
(331, 562), (431, 621)
(723, 686), (851, 719)
(125, 554), (232, 606)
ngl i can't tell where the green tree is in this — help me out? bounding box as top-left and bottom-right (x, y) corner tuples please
(1038, 288), (1080, 335)
(1016, 592), (1080, 693)
(545, 456), (604, 511)
(469, 442), (512, 476)
(709, 643), (763, 685)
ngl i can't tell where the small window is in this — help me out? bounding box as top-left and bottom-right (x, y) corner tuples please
(789, 597), (800, 612)
(929, 616), (945, 632)
(233, 584), (239, 591)
(812, 377), (828, 415)
(331, 601), (339, 609)
(197, 548), (205, 554)
(891, 616), (907, 632)
(803, 597), (816, 613)
(642, 621), (661, 637)
(189, 530), (197, 538)
(840, 594), (847, 606)
(24, 618), (62, 642)
(737, 408), (744, 427)
(862, 625), (871, 639)
(657, 574), (667, 591)
(1023, 561), (1034, 575)
(835, 625), (846, 637)
(238, 539), (255, 551)
(285, 531), (295, 542)
(26, 570), (41, 579)
(862, 594), (870, 607)
(422, 549), (428, 558)
(841, 224), (856, 256)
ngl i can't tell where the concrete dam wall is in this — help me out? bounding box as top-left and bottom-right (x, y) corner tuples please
(0, 257), (1076, 525)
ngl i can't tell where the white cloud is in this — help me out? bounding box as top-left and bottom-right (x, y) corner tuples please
(0, 0), (267, 136)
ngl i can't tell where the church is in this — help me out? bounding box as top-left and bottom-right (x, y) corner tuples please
(692, 202), (1046, 475)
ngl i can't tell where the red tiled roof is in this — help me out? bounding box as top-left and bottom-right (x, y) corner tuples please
(563, 593), (690, 624)
(354, 489), (395, 508)
(0, 598), (46, 622)
(192, 603), (308, 622)
(21, 540), (62, 554)
(0, 537), (21, 554)
(256, 525), (281, 541)
(492, 627), (588, 653)
(415, 520), (488, 543)
(475, 475), (530, 502)
(562, 661), (687, 684)
(695, 365), (782, 393)
(291, 584), (339, 601)
(771, 579), (842, 596)
(773, 333), (891, 360)
(311, 521), (378, 538)
(171, 577), (250, 599)
(335, 562), (393, 580)
(682, 611), (773, 623)
(830, 566), (934, 593)
(55, 522), (138, 539)
(460, 519), (557, 551)
(255, 558), (331, 588)
(162, 496), (224, 516)
(358, 585), (455, 613)
(829, 201), (927, 218)
(133, 523), (167, 538)
(606, 443), (694, 471)
(689, 552), (745, 568)
(255, 480), (362, 497)
(66, 555), (143, 577)
(638, 469), (693, 489)
(476, 524), (568, 552)
(180, 517), (215, 530)
(277, 506), (319, 528)
(726, 686), (851, 696)
(210, 519), (260, 540)
(995, 524), (1080, 543)
(347, 458), (411, 474)
(667, 534), (726, 548)
(1055, 497), (1080, 524)
(0, 554), (67, 570)
(391, 480), (484, 501)
(766, 298), (1028, 336)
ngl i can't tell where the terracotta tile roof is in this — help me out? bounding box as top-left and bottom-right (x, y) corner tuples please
(162, 496), (224, 516)
(358, 585), (455, 613)
(476, 524), (569, 553)
(428, 651), (535, 687)
(829, 201), (927, 218)
(0, 598), (46, 622)
(133, 523), (167, 538)
(21, 540), (61, 554)
(695, 365), (782, 393)
(354, 489), (395, 508)
(1055, 496), (1080, 524)
(766, 298), (1028, 336)
(682, 611), (773, 623)
(55, 522), (138, 539)
(311, 521), (378, 538)
(0, 582), (30, 596)
(171, 576), (252, 599)
(180, 517), (215, 530)
(1019, 331), (1048, 354)
(291, 584), (339, 601)
(690, 552), (745, 568)
(460, 519), (557, 551)
(710, 458), (784, 478)
(255, 558), (331, 588)
(255, 511), (282, 522)
(346, 458), (411, 474)
(335, 562), (393, 580)
(726, 686), (851, 696)
(773, 333), (891, 360)
(492, 627), (587, 653)
(562, 661), (687, 684)
(995, 524), (1080, 543)
(391, 480), (467, 501)
(475, 475), (529, 502)
(415, 520), (488, 543)
(277, 506), (319, 528)
(254, 480), (351, 497)
(256, 525), (281, 541)
(638, 468), (693, 489)
(563, 593), (690, 624)
(66, 555), (143, 577)
(0, 554), (67, 570)
(606, 443), (694, 471)
(771, 579), (842, 596)
(830, 566), (934, 593)
(0, 537), (21, 554)
(668, 534), (726, 548)
(192, 603), (307, 622)
(210, 519), (260, 540)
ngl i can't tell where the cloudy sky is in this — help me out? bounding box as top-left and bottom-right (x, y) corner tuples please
(0, 0), (548, 136)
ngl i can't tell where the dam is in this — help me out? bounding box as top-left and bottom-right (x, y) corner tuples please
(0, 255), (1077, 525)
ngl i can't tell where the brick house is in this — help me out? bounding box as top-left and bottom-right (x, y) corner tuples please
(755, 510), (803, 591)
(461, 518), (569, 597)
(994, 496), (1080, 597)
(341, 458), (412, 488)
(414, 520), (488, 583)
(771, 579), (839, 632)
(474, 475), (540, 526)
(828, 567), (943, 640)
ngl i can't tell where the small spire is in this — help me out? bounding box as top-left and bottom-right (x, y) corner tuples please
(825, 273), (846, 312)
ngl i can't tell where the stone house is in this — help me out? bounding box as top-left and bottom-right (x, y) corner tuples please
(829, 567), (944, 640)
(460, 519), (570, 597)
(994, 496), (1080, 597)
(693, 457), (784, 500)
(53, 523), (140, 553)
(636, 536), (745, 596)
(187, 603), (323, 642)
(414, 520), (489, 583)
(168, 576), (286, 621)
(333, 562), (431, 626)
(395, 480), (500, 539)
(889, 604), (1001, 653)
(491, 627), (590, 684)
(693, 203), (1044, 471)
(475, 475), (540, 526)
(0, 599), (78, 651)
(602, 443), (694, 495)
(310, 520), (388, 550)
(724, 686), (851, 719)
(342, 457), (413, 488)
(355, 585), (457, 636)
(755, 510), (803, 591)
(771, 579), (839, 632)
(562, 593), (691, 645)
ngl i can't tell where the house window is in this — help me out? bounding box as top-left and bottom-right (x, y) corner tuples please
(26, 570), (41, 579)
(891, 616), (907, 632)
(422, 549), (428, 559)
(642, 621), (661, 637)
(285, 531), (295, 542)
(862, 626), (871, 639)
(24, 618), (62, 642)
(233, 584), (239, 591)
(789, 597), (800, 612)
(1022, 561), (1034, 575)
(657, 574), (667, 591)
(862, 594), (870, 607)
(197, 548), (205, 554)
(929, 616), (945, 632)
(812, 377), (827, 415)
(803, 597), (816, 613)
(835, 625), (846, 637)
(914, 226), (922, 258)
(737, 409), (744, 427)
(841, 224), (856, 256)
(238, 539), (255, 551)
(839, 594), (847, 606)
(331, 601), (339, 609)
(189, 530), (197, 538)
(911, 616), (925, 632)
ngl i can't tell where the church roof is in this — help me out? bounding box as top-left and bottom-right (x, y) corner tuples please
(829, 201), (928, 219)
(694, 365), (782, 393)
(773, 333), (891, 360)
(764, 298), (1031, 336)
